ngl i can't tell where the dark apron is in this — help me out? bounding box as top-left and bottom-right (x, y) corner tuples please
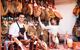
(16, 22), (25, 40)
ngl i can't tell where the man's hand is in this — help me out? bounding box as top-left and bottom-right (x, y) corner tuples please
(19, 33), (24, 38)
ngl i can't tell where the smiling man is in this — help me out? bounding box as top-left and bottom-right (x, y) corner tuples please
(9, 13), (28, 50)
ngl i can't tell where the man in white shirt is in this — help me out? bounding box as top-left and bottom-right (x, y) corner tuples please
(38, 17), (60, 48)
(9, 13), (28, 50)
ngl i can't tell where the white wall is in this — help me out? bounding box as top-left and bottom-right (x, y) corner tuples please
(55, 3), (77, 35)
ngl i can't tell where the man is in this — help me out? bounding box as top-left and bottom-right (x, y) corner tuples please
(38, 17), (60, 48)
(9, 13), (28, 50)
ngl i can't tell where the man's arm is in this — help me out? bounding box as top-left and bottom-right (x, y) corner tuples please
(38, 17), (46, 29)
(38, 17), (54, 30)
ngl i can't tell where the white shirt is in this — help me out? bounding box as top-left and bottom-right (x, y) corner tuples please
(43, 25), (59, 36)
(47, 25), (59, 36)
(9, 22), (28, 40)
(9, 22), (20, 37)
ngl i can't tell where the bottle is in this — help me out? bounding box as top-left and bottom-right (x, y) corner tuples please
(67, 37), (73, 48)
(64, 32), (68, 48)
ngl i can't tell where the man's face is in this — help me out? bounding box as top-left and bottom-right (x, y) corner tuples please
(18, 15), (25, 23)
(51, 19), (57, 25)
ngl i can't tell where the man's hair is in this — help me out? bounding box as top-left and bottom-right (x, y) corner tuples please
(50, 18), (57, 22)
(17, 13), (25, 17)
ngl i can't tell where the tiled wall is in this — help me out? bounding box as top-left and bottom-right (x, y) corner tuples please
(55, 2), (77, 35)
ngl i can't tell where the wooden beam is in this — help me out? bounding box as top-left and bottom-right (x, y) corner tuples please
(55, 0), (76, 5)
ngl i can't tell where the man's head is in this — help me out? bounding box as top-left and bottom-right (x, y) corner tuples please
(50, 18), (57, 25)
(50, 17), (60, 25)
(17, 13), (25, 23)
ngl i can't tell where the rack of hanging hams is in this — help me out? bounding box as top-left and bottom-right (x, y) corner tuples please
(1, 0), (62, 21)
